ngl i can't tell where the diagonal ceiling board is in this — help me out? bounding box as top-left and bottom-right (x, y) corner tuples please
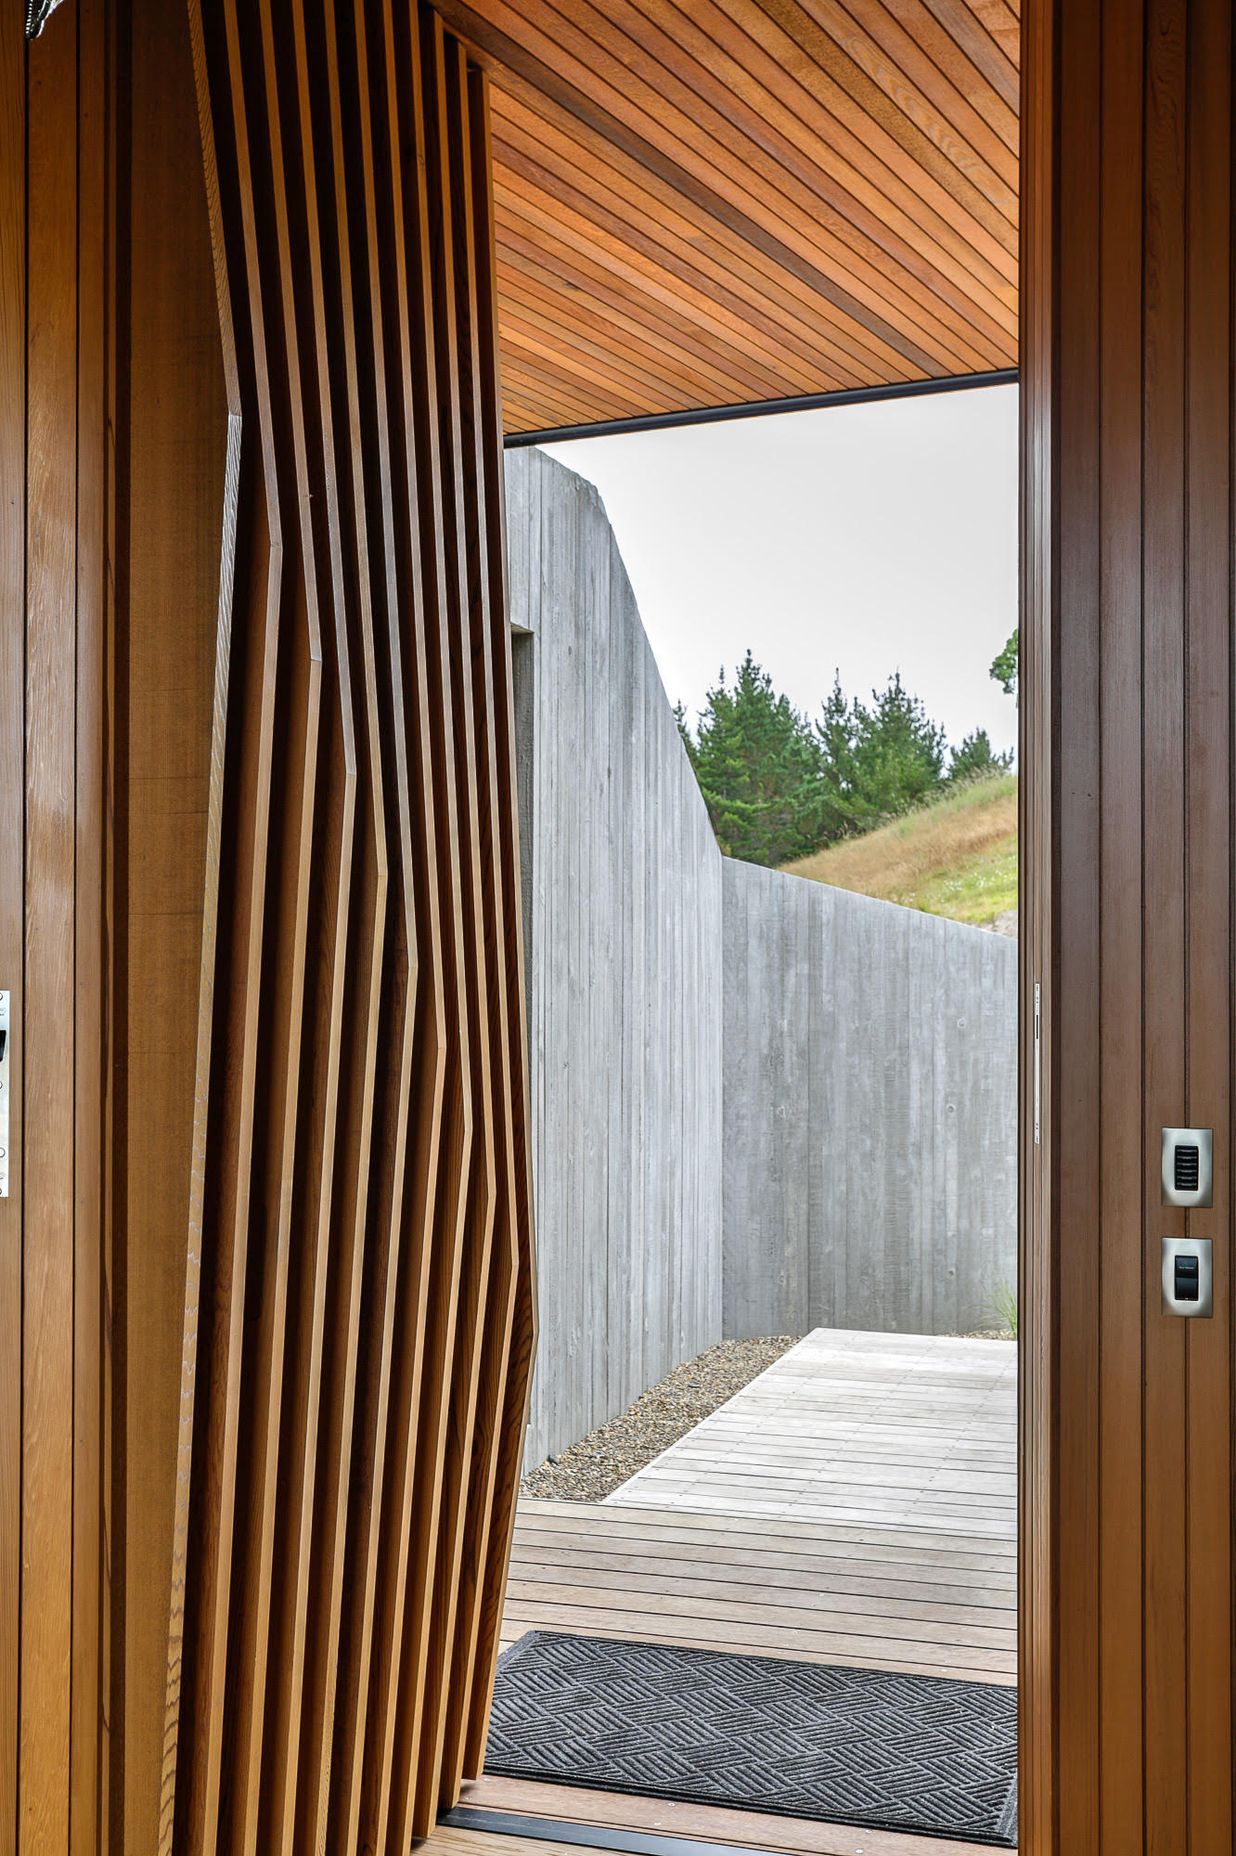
(428, 0), (1018, 431)
(492, 89), (922, 380)
(621, 0), (1017, 353)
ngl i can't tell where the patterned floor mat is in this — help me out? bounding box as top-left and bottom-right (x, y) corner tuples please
(486, 1631), (1017, 1847)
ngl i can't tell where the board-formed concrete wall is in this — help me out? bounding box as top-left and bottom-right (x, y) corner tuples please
(507, 446), (1018, 1470)
(507, 448), (724, 1468)
(721, 860), (1018, 1339)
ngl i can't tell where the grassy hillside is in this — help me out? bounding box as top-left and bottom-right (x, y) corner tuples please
(781, 772), (1018, 927)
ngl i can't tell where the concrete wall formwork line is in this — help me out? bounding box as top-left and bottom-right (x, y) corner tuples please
(508, 448), (725, 1468)
(507, 446), (1018, 1470)
(720, 861), (1018, 1339)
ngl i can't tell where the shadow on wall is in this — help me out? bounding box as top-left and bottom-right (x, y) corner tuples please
(506, 447), (1017, 1467)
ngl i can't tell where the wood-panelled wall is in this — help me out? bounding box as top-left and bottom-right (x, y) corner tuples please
(1022, 0), (1235, 1848)
(157, 2), (535, 1852)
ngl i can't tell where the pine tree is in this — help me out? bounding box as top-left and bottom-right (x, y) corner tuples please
(814, 673), (868, 840)
(848, 672), (946, 819)
(686, 653), (825, 866)
(948, 727), (1011, 784)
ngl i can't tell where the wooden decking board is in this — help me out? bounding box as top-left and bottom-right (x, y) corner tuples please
(508, 1567), (1014, 1626)
(518, 1506), (1018, 1564)
(608, 1332), (1017, 1542)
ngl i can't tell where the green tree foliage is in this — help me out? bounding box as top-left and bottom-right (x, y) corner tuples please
(815, 675), (868, 842)
(990, 628), (1019, 699)
(683, 653), (826, 865)
(947, 726), (1012, 784)
(845, 672), (946, 820)
(679, 654), (1010, 866)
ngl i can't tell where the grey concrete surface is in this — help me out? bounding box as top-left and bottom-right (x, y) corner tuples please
(507, 448), (724, 1468)
(506, 447), (1018, 1469)
(721, 861), (1018, 1339)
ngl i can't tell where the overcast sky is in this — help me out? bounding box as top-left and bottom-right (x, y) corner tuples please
(541, 381), (1019, 759)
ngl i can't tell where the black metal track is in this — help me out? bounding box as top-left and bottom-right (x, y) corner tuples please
(441, 1805), (777, 1856)
(502, 367), (1017, 448)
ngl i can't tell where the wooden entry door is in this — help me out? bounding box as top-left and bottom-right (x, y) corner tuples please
(1021, 0), (1236, 1848)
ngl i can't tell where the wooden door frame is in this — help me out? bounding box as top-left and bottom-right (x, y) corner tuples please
(1018, 0), (1054, 1846)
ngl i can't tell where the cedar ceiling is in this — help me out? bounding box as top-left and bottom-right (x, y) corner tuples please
(430, 0), (1020, 434)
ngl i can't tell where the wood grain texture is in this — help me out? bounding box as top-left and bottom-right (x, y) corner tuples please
(608, 1332), (1018, 1551)
(161, 4), (535, 1851)
(0, 12), (23, 1849)
(500, 1491), (1017, 1684)
(456, 1786), (1004, 1856)
(1, 9), (111, 1852)
(23, 9), (83, 1849)
(112, 3), (229, 1849)
(425, 0), (1020, 430)
(1022, 0), (1236, 1846)
(72, 1), (107, 1847)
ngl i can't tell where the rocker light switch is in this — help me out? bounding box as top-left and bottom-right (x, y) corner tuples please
(1162, 1238), (1212, 1318)
(1161, 1127), (1213, 1209)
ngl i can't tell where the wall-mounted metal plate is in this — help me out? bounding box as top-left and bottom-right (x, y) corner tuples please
(1161, 1126), (1213, 1208)
(1162, 1237), (1213, 1318)
(0, 991), (8, 1199)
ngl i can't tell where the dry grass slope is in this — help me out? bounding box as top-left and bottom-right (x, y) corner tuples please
(782, 773), (1018, 927)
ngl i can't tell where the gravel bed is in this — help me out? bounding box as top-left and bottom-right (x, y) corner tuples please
(521, 1335), (800, 1503)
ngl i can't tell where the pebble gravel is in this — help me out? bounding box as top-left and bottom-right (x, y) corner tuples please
(522, 1334), (800, 1503)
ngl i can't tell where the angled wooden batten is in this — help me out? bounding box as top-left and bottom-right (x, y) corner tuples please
(157, 3), (535, 1850)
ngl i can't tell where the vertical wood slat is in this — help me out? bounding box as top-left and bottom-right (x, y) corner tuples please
(1024, 0), (1236, 1847)
(1094, 0), (1144, 1844)
(0, 10), (23, 1850)
(1, 12), (112, 1852)
(72, 0), (107, 1845)
(23, 9), (80, 1850)
(1139, 5), (1188, 1849)
(1180, 7), (1233, 1849)
(163, 3), (535, 1851)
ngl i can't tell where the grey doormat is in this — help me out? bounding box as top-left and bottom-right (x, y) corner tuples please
(486, 1632), (1018, 1848)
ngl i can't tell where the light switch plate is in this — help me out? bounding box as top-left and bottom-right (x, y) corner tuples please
(1161, 1126), (1213, 1209)
(1162, 1237), (1213, 1318)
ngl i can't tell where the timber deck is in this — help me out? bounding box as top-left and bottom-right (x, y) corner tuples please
(471, 1330), (1018, 1856)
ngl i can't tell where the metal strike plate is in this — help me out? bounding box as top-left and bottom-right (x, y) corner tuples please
(1161, 1126), (1213, 1209)
(1162, 1237), (1213, 1319)
(0, 991), (8, 1198)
